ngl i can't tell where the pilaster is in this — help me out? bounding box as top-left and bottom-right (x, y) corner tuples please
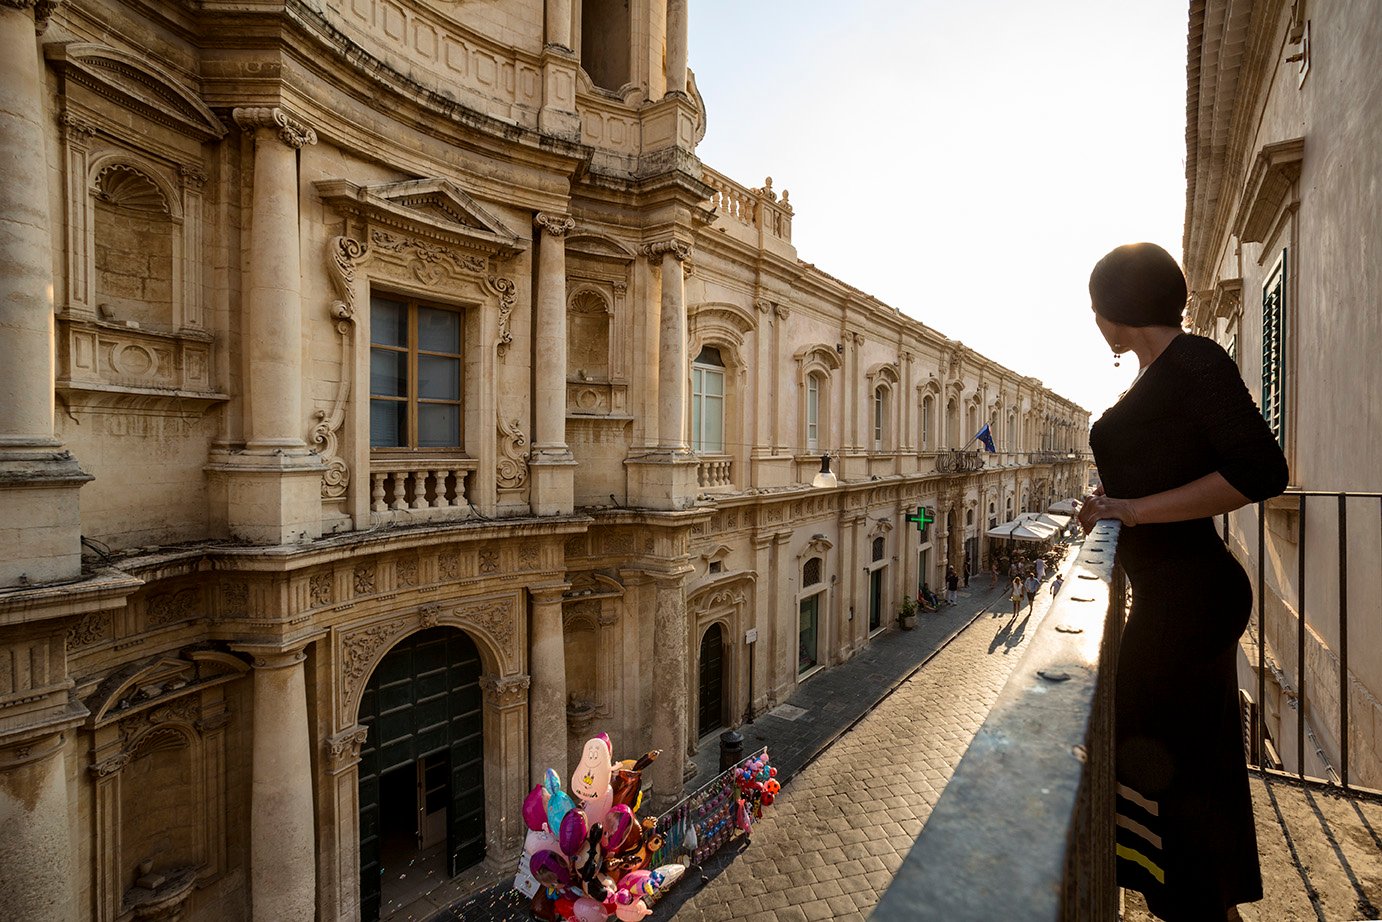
(528, 586), (568, 786)
(480, 673), (530, 865)
(649, 568), (691, 810)
(530, 213), (576, 515)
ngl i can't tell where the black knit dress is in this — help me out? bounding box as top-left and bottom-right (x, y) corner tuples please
(1089, 333), (1288, 920)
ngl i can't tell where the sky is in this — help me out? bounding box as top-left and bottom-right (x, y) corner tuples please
(688, 0), (1189, 420)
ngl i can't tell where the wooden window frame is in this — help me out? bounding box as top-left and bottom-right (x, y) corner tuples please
(370, 294), (465, 452)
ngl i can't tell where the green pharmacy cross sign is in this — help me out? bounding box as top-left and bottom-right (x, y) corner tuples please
(906, 505), (935, 537)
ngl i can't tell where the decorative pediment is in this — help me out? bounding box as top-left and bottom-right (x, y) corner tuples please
(687, 572), (756, 615)
(564, 571), (625, 600)
(800, 533), (834, 556)
(865, 362), (900, 386)
(1236, 138), (1304, 244)
(689, 301), (758, 348)
(316, 178), (523, 259)
(85, 649), (249, 728)
(795, 343), (842, 374)
(567, 233), (637, 263)
(700, 544), (733, 567)
(46, 43), (226, 141)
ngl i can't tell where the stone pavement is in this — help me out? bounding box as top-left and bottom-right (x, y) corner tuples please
(438, 562), (1071, 921)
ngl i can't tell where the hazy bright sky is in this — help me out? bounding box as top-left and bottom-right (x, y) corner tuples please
(689, 0), (1189, 420)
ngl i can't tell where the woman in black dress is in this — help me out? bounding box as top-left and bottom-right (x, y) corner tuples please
(1077, 243), (1288, 921)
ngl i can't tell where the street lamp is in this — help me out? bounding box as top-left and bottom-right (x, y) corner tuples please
(811, 452), (838, 489)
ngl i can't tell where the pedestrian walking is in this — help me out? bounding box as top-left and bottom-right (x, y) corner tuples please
(945, 566), (959, 605)
(1008, 577), (1023, 618)
(1051, 574), (1064, 596)
(1023, 571), (1040, 612)
(1035, 557), (1046, 581)
(990, 562), (1000, 588)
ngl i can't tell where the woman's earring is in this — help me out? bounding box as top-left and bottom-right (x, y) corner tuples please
(1113, 343), (1123, 368)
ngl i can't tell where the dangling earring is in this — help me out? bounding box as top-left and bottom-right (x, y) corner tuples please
(1113, 343), (1123, 368)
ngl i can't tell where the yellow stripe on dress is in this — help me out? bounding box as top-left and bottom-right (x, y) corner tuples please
(1116, 844), (1166, 884)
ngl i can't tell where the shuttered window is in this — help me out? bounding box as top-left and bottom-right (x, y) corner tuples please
(1261, 253), (1287, 447)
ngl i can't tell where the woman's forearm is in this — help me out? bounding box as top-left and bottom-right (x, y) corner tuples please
(1127, 472), (1252, 525)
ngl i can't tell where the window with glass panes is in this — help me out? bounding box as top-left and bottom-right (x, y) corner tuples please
(370, 295), (464, 449)
(691, 346), (725, 453)
(873, 388), (885, 449)
(1261, 253), (1287, 447)
(806, 374), (820, 451)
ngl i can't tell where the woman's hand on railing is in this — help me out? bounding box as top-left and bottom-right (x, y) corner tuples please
(1078, 490), (1138, 533)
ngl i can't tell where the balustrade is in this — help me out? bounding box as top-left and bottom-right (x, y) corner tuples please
(696, 455), (733, 490)
(700, 166), (793, 243)
(368, 459), (477, 524)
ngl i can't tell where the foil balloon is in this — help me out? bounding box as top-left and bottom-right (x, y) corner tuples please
(524, 828), (559, 858)
(528, 849), (573, 890)
(572, 736), (615, 802)
(610, 769), (642, 809)
(601, 804), (635, 852)
(558, 808), (590, 858)
(615, 898), (652, 921)
(530, 890), (558, 922)
(523, 784), (549, 832)
(543, 769), (575, 835)
(572, 896), (608, 922)
(581, 784), (614, 829)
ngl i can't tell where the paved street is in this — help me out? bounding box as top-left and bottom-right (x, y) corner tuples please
(659, 573), (1065, 921)
(441, 558), (1072, 921)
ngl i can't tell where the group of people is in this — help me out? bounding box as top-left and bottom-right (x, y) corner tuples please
(1005, 555), (1063, 618)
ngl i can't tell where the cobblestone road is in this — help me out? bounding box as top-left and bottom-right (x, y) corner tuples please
(663, 583), (1064, 922)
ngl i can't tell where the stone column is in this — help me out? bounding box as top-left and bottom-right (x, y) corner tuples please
(245, 647), (316, 922)
(545, 0), (572, 49)
(214, 109), (323, 545)
(233, 108), (315, 452)
(665, 0), (688, 95)
(0, 0), (90, 586)
(530, 213), (576, 516)
(650, 573), (688, 810)
(0, 731), (78, 921)
(480, 674), (531, 864)
(528, 587), (568, 785)
(651, 240), (690, 452)
(539, 1), (579, 137)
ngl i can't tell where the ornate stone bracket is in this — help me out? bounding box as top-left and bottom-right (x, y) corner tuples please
(497, 415), (529, 492)
(486, 276), (517, 357)
(312, 236), (367, 500)
(480, 674), (530, 709)
(231, 107), (317, 149)
(324, 725), (371, 772)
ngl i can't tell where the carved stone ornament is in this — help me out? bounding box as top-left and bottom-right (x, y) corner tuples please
(419, 604), (441, 628)
(146, 588), (200, 628)
(643, 239), (693, 262)
(67, 611), (110, 650)
(496, 416), (529, 491)
(89, 751), (132, 778)
(341, 621), (410, 710)
(325, 725), (371, 770)
(57, 109), (99, 142)
(534, 212), (575, 237)
(312, 237), (367, 499)
(231, 107), (317, 149)
(487, 276), (517, 357)
(453, 598), (515, 654)
(480, 674), (530, 708)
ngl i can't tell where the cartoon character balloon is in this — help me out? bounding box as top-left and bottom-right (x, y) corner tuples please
(572, 735), (616, 826)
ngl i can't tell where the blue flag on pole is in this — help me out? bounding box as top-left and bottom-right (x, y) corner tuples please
(974, 423), (996, 453)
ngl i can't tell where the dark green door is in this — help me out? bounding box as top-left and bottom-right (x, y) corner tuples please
(357, 628), (484, 921)
(697, 623), (724, 737)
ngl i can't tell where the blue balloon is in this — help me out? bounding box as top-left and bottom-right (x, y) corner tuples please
(544, 768), (576, 834)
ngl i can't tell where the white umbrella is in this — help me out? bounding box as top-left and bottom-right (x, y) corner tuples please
(1020, 512), (1071, 530)
(987, 519), (1059, 542)
(1047, 498), (1081, 514)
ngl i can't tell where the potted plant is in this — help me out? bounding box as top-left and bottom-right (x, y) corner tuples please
(898, 595), (918, 630)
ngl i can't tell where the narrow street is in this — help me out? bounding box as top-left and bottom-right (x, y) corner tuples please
(658, 572), (1066, 921)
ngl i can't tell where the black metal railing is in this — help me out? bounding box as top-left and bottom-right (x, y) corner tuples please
(1222, 490), (1381, 794)
(873, 521), (1126, 921)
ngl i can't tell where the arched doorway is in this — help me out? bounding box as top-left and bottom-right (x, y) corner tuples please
(697, 624), (725, 738)
(357, 628), (485, 921)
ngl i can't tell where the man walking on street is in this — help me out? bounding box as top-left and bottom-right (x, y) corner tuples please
(945, 565), (960, 605)
(1034, 557), (1046, 582)
(1023, 571), (1040, 613)
(1051, 573), (1064, 597)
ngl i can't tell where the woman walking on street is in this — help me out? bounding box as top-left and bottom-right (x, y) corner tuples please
(1078, 243), (1287, 922)
(1008, 577), (1022, 619)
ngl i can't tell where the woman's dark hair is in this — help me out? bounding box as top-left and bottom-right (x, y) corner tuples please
(1088, 242), (1187, 327)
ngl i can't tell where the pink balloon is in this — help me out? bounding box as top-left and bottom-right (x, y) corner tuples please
(523, 784), (549, 832)
(524, 828), (559, 857)
(615, 899), (652, 921)
(601, 804), (634, 851)
(581, 785), (614, 829)
(572, 896), (609, 922)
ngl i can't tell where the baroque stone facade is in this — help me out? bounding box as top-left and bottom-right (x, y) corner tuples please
(1183, 0), (1382, 789)
(0, 1), (1088, 920)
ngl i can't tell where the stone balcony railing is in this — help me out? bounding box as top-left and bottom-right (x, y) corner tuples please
(874, 521), (1126, 920)
(368, 457), (478, 526)
(701, 166), (793, 243)
(696, 454), (734, 491)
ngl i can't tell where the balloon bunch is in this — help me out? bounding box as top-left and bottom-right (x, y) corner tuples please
(731, 752), (778, 837)
(516, 734), (686, 922)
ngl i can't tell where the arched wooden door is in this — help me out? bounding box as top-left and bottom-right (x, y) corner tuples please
(357, 628), (484, 921)
(697, 624), (725, 738)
